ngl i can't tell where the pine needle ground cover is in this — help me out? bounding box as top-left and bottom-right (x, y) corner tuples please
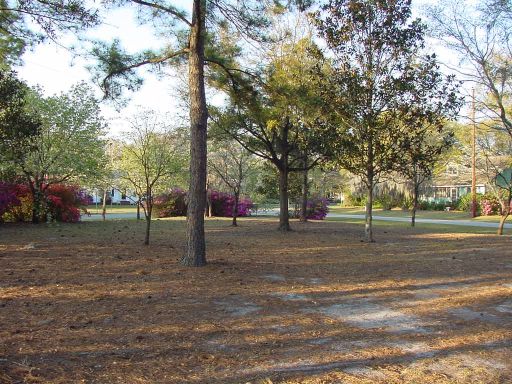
(1, 218), (511, 383)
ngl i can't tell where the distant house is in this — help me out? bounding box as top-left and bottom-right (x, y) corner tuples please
(89, 188), (139, 205)
(422, 162), (487, 203)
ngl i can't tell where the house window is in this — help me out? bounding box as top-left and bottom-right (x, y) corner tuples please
(434, 187), (450, 199)
(122, 191), (126, 199)
(446, 165), (458, 176)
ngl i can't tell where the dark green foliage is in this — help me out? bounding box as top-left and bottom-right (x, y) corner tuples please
(315, 0), (460, 239)
(0, 0), (99, 68)
(0, 71), (41, 163)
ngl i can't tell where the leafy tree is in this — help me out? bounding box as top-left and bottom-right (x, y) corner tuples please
(400, 124), (455, 227)
(315, 0), (458, 242)
(9, 83), (106, 223)
(92, 0), (309, 265)
(0, 70), (40, 169)
(118, 111), (187, 245)
(212, 38), (330, 231)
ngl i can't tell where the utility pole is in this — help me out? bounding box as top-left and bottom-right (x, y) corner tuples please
(471, 88), (477, 218)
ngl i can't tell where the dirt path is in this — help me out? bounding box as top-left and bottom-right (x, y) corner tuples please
(1, 218), (511, 383)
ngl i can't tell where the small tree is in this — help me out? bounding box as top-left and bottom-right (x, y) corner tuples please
(401, 127), (455, 226)
(208, 140), (256, 226)
(315, 0), (458, 242)
(119, 111), (186, 245)
(212, 38), (329, 231)
(8, 83), (106, 223)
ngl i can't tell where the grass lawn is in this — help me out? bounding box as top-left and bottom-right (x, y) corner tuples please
(1, 217), (511, 383)
(330, 205), (505, 223)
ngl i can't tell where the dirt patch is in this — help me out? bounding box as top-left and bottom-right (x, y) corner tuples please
(315, 299), (430, 334)
(1, 218), (511, 383)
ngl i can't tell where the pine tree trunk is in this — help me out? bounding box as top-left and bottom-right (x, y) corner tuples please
(365, 180), (374, 242)
(300, 156), (308, 223)
(278, 166), (291, 231)
(181, 0), (207, 267)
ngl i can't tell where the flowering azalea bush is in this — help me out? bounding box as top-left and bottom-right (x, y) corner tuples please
(1, 183), (32, 222)
(209, 190), (253, 217)
(154, 189), (254, 218)
(153, 188), (188, 217)
(46, 184), (89, 222)
(306, 196), (329, 220)
(0, 182), (88, 223)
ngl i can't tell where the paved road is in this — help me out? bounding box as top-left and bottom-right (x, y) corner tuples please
(81, 213), (138, 221)
(327, 213), (512, 229)
(80, 210), (511, 229)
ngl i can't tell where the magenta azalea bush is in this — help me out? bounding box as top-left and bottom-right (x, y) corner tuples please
(0, 182), (88, 223)
(306, 196), (329, 220)
(46, 184), (90, 222)
(153, 188), (188, 217)
(154, 189), (254, 218)
(0, 182), (24, 218)
(209, 190), (253, 217)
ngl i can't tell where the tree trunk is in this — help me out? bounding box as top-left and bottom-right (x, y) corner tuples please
(300, 157), (309, 223)
(145, 196), (152, 245)
(136, 200), (141, 220)
(205, 188), (211, 217)
(498, 213), (508, 235)
(278, 166), (290, 231)
(411, 183), (419, 227)
(181, 0), (207, 267)
(497, 196), (511, 235)
(365, 180), (374, 242)
(101, 189), (107, 221)
(31, 184), (41, 224)
(232, 189), (239, 226)
(30, 179), (46, 224)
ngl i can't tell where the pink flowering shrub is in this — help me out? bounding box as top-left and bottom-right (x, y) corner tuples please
(153, 188), (187, 217)
(1, 183), (32, 222)
(154, 189), (254, 218)
(46, 184), (89, 223)
(209, 190), (253, 217)
(306, 196), (329, 220)
(479, 193), (501, 216)
(0, 182), (24, 219)
(0, 182), (87, 223)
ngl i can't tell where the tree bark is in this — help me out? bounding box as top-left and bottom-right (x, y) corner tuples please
(181, 0), (207, 267)
(497, 196), (511, 235)
(232, 189), (239, 226)
(30, 179), (46, 224)
(101, 189), (107, 221)
(145, 194), (152, 245)
(411, 182), (419, 227)
(300, 155), (309, 223)
(136, 200), (141, 220)
(278, 165), (291, 231)
(365, 180), (374, 242)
